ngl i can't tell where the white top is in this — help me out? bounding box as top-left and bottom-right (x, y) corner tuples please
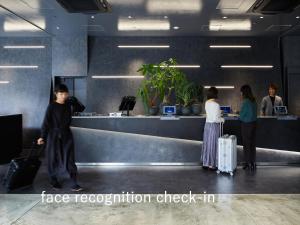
(205, 99), (224, 123)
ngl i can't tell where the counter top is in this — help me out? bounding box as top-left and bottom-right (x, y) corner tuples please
(72, 115), (298, 120)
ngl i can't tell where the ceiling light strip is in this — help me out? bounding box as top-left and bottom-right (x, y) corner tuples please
(118, 45), (170, 48)
(204, 86), (235, 89)
(0, 65), (38, 69)
(3, 46), (45, 49)
(221, 65), (273, 69)
(210, 45), (251, 48)
(92, 76), (144, 79)
(154, 65), (200, 68)
(0, 81), (10, 84)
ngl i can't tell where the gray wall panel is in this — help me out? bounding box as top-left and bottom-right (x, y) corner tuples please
(0, 37), (52, 147)
(52, 35), (87, 77)
(87, 36), (282, 115)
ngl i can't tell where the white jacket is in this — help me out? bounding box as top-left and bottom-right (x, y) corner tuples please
(205, 100), (224, 123)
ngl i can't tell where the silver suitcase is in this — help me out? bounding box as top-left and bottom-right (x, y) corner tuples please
(217, 123), (237, 176)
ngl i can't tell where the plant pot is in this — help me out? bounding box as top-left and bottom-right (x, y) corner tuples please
(149, 106), (158, 115)
(192, 103), (202, 115)
(182, 106), (191, 115)
(175, 104), (182, 115)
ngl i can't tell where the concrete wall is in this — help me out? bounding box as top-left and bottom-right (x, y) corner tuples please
(282, 36), (300, 115)
(0, 35), (88, 147)
(87, 36), (282, 115)
(1, 35), (300, 148)
(52, 35), (87, 77)
(0, 37), (52, 147)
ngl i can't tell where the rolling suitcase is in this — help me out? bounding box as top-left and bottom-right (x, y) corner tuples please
(217, 123), (237, 176)
(2, 141), (43, 191)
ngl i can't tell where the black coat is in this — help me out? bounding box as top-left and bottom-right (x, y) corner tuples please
(41, 102), (77, 178)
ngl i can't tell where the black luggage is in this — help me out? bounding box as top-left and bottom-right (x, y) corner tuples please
(2, 141), (43, 191)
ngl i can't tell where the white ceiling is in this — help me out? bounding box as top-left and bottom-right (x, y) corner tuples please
(0, 0), (300, 37)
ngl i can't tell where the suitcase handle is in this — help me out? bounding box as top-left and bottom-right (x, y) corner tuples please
(27, 140), (44, 159)
(220, 122), (224, 137)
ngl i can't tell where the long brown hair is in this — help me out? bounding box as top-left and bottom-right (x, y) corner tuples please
(240, 85), (256, 102)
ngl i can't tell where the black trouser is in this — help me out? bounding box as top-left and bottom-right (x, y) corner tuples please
(46, 129), (78, 185)
(241, 121), (257, 164)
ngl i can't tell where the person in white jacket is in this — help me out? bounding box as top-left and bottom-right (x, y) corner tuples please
(202, 87), (224, 170)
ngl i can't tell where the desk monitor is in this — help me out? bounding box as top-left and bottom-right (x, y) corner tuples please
(274, 106), (288, 115)
(220, 106), (231, 114)
(119, 96), (136, 116)
(163, 106), (176, 116)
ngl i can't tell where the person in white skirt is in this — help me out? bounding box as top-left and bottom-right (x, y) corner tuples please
(202, 87), (224, 171)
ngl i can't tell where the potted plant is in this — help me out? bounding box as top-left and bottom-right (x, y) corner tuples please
(137, 80), (159, 115)
(176, 81), (194, 115)
(138, 58), (187, 115)
(190, 84), (204, 115)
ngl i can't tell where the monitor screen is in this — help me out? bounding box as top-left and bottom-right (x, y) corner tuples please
(274, 106), (288, 115)
(163, 106), (176, 115)
(220, 106), (231, 114)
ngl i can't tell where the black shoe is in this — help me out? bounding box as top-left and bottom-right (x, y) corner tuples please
(250, 163), (256, 171)
(208, 167), (217, 171)
(202, 166), (209, 170)
(71, 184), (83, 192)
(51, 181), (62, 190)
(243, 164), (250, 170)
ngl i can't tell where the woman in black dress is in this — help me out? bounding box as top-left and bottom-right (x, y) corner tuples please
(37, 84), (83, 191)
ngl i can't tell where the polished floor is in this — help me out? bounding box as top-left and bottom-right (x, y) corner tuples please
(1, 165), (300, 225)
(0, 165), (299, 194)
(0, 194), (299, 225)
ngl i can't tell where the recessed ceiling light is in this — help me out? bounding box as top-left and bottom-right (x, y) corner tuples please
(146, 0), (202, 13)
(56, 26), (60, 30)
(209, 45), (251, 48)
(204, 86), (234, 89)
(0, 65), (39, 69)
(154, 65), (200, 68)
(4, 45), (45, 49)
(260, 16), (264, 19)
(173, 26), (179, 30)
(164, 16), (168, 19)
(91, 16), (95, 19)
(222, 16), (228, 19)
(296, 16), (300, 19)
(92, 75), (144, 79)
(118, 19), (170, 31)
(4, 19), (46, 31)
(128, 16), (133, 19)
(118, 45), (170, 48)
(221, 65), (273, 69)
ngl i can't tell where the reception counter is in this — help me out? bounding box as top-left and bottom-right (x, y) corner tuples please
(71, 115), (300, 165)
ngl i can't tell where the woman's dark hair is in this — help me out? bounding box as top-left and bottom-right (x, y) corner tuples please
(55, 84), (69, 93)
(240, 84), (255, 102)
(269, 83), (278, 91)
(206, 87), (218, 100)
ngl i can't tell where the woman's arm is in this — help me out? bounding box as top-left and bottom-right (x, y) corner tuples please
(214, 102), (225, 123)
(260, 97), (266, 116)
(240, 100), (247, 119)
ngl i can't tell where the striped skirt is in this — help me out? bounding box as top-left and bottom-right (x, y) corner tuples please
(201, 122), (221, 167)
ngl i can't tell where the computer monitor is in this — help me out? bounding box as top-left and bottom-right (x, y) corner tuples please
(119, 96), (136, 116)
(163, 106), (176, 116)
(220, 106), (231, 114)
(274, 106), (288, 115)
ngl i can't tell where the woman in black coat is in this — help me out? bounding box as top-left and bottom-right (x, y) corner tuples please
(37, 84), (83, 191)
